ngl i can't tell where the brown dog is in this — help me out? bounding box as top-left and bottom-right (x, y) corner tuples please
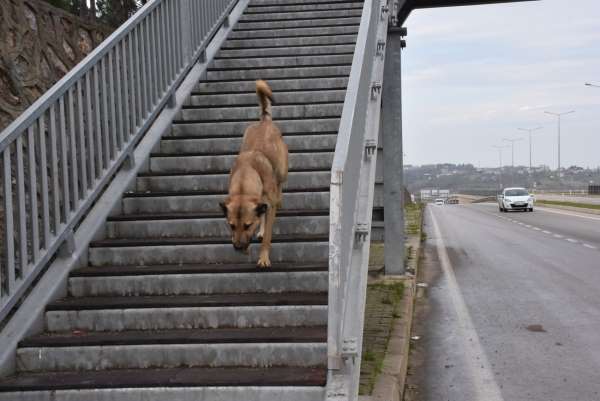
(220, 80), (288, 267)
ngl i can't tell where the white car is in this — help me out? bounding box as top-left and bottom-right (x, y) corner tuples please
(498, 187), (534, 212)
(434, 198), (445, 205)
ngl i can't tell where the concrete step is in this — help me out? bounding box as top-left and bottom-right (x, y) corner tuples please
(249, 0), (358, 7)
(148, 152), (333, 174)
(21, 326), (327, 347)
(237, 16), (360, 30)
(88, 235), (329, 266)
(17, 342), (326, 373)
(46, 302), (327, 332)
(0, 368), (326, 400)
(240, 8), (362, 20)
(210, 54), (353, 69)
(135, 171), (330, 193)
(187, 90), (345, 106)
(194, 77), (347, 94)
(158, 134), (337, 154)
(244, 1), (362, 13)
(105, 213), (329, 240)
(221, 33), (356, 49)
(205, 65), (351, 81)
(68, 267), (327, 297)
(171, 118), (340, 137)
(228, 25), (358, 40)
(122, 191), (330, 214)
(71, 262), (328, 277)
(178, 103), (343, 121)
(216, 44), (355, 59)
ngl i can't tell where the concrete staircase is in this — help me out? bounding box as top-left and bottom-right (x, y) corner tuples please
(0, 0), (362, 399)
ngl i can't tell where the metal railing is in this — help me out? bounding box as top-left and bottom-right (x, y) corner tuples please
(327, 0), (391, 399)
(0, 0), (237, 322)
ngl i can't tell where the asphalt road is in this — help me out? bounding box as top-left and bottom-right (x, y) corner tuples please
(407, 203), (600, 401)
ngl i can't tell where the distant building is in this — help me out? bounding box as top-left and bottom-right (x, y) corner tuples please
(420, 188), (450, 201)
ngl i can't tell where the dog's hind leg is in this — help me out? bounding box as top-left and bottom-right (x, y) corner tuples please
(257, 205), (276, 268)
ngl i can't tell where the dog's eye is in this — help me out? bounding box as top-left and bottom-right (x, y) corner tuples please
(243, 223), (251, 230)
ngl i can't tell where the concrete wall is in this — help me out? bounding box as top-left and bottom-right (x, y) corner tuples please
(0, 0), (111, 131)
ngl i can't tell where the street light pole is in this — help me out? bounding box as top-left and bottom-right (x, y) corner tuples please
(518, 126), (542, 171)
(544, 110), (575, 179)
(503, 138), (523, 186)
(492, 145), (509, 188)
(503, 137), (524, 169)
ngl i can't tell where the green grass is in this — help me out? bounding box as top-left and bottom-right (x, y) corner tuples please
(537, 200), (600, 210)
(405, 203), (424, 237)
(359, 282), (405, 395)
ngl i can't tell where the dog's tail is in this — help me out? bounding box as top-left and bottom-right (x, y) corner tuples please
(256, 79), (273, 121)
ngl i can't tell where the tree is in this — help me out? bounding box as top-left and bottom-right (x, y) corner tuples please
(43, 0), (149, 28)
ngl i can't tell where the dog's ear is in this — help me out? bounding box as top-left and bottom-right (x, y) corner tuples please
(219, 201), (229, 216)
(255, 203), (268, 216)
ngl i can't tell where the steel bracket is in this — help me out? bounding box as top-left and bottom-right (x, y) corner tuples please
(355, 224), (369, 246)
(381, 4), (389, 19)
(223, 14), (230, 28)
(365, 139), (377, 157)
(341, 337), (359, 364)
(371, 81), (382, 100)
(376, 39), (386, 58)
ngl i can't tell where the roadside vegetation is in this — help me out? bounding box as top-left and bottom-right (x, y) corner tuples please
(360, 202), (424, 395)
(359, 282), (405, 395)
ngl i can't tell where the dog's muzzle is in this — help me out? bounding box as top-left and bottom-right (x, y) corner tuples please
(233, 242), (250, 253)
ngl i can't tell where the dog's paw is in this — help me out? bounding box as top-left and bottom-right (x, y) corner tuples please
(257, 254), (271, 268)
(257, 235), (263, 242)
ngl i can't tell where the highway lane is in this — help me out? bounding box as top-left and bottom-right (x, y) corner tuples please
(406, 203), (600, 401)
(490, 202), (600, 250)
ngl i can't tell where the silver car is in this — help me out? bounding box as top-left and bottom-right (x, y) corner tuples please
(498, 187), (534, 212)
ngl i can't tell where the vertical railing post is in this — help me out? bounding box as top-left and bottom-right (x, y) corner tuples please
(180, 0), (192, 64)
(381, 23), (406, 275)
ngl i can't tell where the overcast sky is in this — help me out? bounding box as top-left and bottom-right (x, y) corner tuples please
(402, 0), (600, 169)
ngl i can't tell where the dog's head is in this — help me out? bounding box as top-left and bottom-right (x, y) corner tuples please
(220, 196), (268, 252)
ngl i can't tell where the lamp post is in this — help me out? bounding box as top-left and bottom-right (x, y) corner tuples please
(492, 145), (509, 189)
(544, 110), (575, 179)
(518, 126), (542, 172)
(502, 137), (524, 169)
(503, 138), (523, 186)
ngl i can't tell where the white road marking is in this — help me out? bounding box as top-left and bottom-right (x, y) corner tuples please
(566, 238), (578, 243)
(532, 227), (541, 231)
(525, 225), (532, 228)
(429, 209), (505, 401)
(554, 234), (564, 239)
(542, 230), (552, 234)
(536, 206), (600, 221)
(583, 243), (598, 250)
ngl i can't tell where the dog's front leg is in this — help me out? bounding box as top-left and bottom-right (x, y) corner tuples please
(257, 205), (276, 268)
(257, 213), (266, 242)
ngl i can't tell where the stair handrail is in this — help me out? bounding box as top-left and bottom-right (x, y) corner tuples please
(328, 0), (390, 399)
(0, 0), (238, 323)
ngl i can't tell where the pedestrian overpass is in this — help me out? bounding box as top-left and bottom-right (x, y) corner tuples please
(0, 0), (534, 399)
